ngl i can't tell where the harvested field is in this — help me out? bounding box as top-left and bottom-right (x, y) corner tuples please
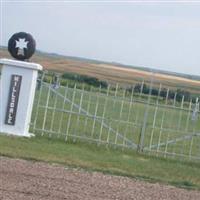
(1, 49), (200, 91)
(0, 157), (200, 200)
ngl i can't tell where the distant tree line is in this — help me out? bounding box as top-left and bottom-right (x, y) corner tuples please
(127, 83), (192, 102)
(61, 72), (108, 88)
(41, 72), (198, 103)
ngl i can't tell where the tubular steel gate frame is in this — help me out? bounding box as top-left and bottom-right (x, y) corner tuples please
(31, 72), (200, 162)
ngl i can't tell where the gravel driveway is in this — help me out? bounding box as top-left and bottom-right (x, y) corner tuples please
(0, 157), (200, 200)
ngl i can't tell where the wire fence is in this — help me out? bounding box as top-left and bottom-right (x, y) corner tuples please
(30, 73), (200, 162)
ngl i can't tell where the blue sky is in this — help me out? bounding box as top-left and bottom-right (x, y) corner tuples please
(1, 1), (200, 75)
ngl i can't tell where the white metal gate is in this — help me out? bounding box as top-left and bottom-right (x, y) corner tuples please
(31, 74), (200, 161)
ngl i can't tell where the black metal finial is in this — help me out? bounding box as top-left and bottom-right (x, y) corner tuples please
(8, 32), (36, 61)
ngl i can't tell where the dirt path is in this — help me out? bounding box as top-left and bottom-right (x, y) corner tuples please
(0, 157), (200, 200)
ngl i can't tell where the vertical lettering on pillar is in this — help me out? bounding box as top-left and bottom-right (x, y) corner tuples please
(5, 75), (22, 125)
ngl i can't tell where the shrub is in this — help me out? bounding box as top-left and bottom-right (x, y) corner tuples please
(61, 72), (108, 88)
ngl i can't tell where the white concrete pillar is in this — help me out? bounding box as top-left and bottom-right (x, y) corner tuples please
(0, 58), (43, 137)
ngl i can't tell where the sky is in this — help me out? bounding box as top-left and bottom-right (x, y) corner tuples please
(1, 1), (200, 75)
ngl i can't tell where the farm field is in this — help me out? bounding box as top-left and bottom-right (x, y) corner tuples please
(1, 47), (200, 93)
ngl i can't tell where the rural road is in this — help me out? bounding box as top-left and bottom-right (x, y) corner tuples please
(0, 157), (200, 200)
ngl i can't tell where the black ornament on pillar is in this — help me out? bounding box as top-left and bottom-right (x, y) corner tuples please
(8, 32), (36, 61)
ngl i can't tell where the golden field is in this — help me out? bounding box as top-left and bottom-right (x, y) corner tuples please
(1, 48), (199, 93)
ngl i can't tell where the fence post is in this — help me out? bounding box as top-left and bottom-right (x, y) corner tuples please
(138, 105), (148, 152)
(33, 71), (45, 134)
(138, 73), (154, 152)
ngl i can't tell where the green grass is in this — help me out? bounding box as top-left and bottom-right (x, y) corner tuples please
(0, 134), (200, 190)
(31, 84), (200, 160)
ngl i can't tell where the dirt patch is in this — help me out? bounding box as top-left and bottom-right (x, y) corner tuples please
(0, 157), (200, 200)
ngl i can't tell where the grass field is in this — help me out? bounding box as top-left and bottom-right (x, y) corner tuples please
(31, 82), (200, 161)
(0, 134), (200, 190)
